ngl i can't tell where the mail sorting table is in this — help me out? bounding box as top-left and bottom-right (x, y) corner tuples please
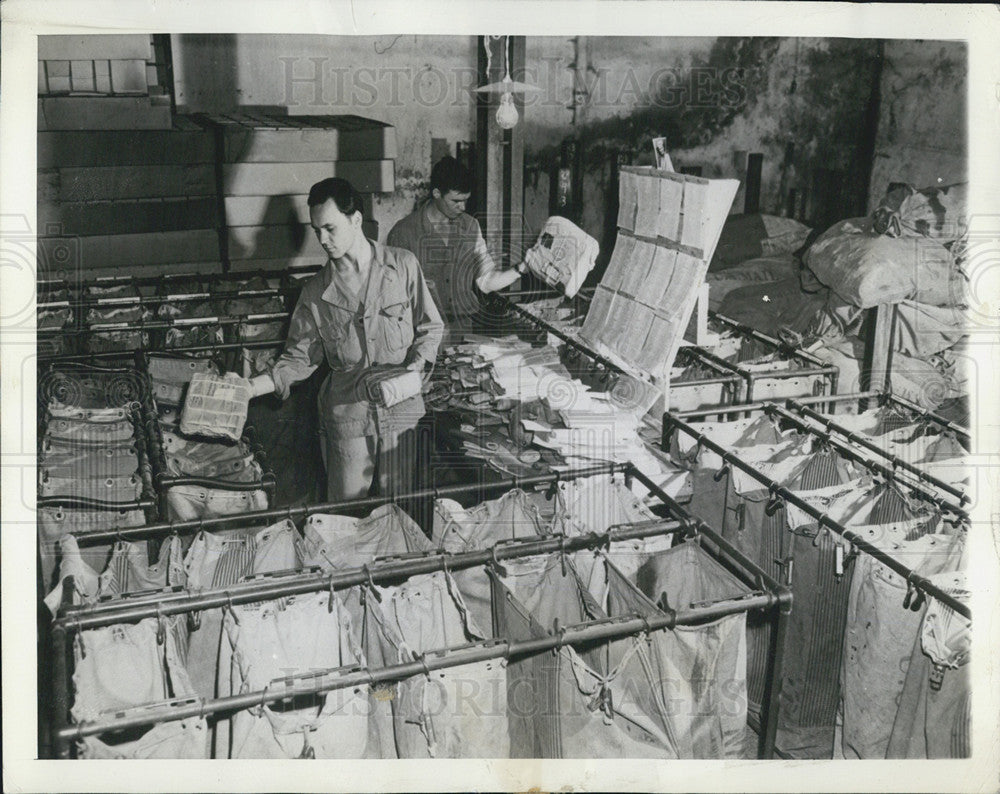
(504, 294), (746, 414)
(662, 396), (970, 759)
(46, 462), (793, 760)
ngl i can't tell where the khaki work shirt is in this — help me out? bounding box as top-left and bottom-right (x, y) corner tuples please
(270, 240), (444, 439)
(386, 203), (496, 320)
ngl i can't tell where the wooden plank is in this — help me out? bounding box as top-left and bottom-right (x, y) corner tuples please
(39, 164), (215, 201)
(227, 221), (379, 260)
(39, 35), (152, 61)
(222, 160), (394, 195)
(223, 194), (374, 227)
(37, 197), (219, 235)
(860, 303), (896, 396)
(38, 130), (215, 168)
(38, 97), (172, 130)
(220, 126), (397, 163)
(109, 60), (149, 94)
(38, 229), (220, 269)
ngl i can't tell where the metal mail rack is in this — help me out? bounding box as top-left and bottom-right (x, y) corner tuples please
(46, 462), (792, 760)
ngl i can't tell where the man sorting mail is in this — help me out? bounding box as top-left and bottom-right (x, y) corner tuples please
(249, 177), (444, 502)
(387, 156), (526, 334)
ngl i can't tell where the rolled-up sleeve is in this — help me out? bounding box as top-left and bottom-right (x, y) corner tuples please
(268, 296), (324, 400)
(404, 252), (444, 365)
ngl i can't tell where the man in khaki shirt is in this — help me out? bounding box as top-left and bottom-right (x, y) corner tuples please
(387, 157), (526, 332)
(250, 178), (444, 501)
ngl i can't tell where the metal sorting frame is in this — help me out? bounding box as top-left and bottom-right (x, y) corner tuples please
(694, 312), (840, 403)
(47, 462), (792, 761)
(786, 399), (969, 507)
(503, 295), (745, 412)
(130, 352), (278, 515)
(668, 390), (970, 511)
(36, 362), (159, 519)
(37, 265), (314, 362)
(660, 412), (971, 621)
(37, 263), (322, 304)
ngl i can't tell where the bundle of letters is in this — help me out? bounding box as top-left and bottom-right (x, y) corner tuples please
(152, 370), (267, 521)
(667, 404), (969, 760)
(156, 279), (224, 351)
(428, 335), (686, 494)
(83, 283), (152, 354)
(38, 368), (148, 591)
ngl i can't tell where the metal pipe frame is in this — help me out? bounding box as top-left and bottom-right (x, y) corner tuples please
(626, 464), (792, 759)
(662, 412), (970, 619)
(38, 336), (286, 365)
(502, 297), (637, 381)
(37, 284), (298, 313)
(37, 263), (321, 295)
(883, 392), (972, 442)
(764, 404), (969, 521)
(669, 391), (879, 423)
(38, 311), (290, 339)
(504, 296), (745, 413)
(50, 462), (790, 761)
(788, 400), (969, 506)
(70, 463), (630, 546)
(57, 517), (688, 629)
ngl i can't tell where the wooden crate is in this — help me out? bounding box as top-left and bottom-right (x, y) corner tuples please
(38, 97), (173, 130)
(228, 221), (379, 261)
(37, 197), (219, 236)
(222, 160), (394, 196)
(39, 164), (216, 202)
(38, 129), (215, 168)
(39, 229), (220, 270)
(223, 194), (374, 227)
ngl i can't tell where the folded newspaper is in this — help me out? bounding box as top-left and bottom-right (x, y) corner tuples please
(179, 371), (252, 442)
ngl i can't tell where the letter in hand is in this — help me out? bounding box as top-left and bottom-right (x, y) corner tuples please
(249, 374), (275, 398)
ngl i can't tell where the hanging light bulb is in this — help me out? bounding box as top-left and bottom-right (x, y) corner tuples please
(473, 35), (541, 130)
(496, 90), (519, 129)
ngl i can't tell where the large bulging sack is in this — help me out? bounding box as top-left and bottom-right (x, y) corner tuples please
(522, 216), (598, 298)
(873, 182), (968, 242)
(803, 218), (960, 309)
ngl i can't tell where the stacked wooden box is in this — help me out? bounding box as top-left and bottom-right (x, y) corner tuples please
(37, 116), (222, 280)
(194, 113), (396, 272)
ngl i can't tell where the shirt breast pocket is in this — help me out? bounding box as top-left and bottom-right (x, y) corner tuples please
(319, 315), (359, 368)
(379, 300), (414, 352)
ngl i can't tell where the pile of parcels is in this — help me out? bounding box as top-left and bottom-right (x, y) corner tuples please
(427, 335), (685, 495)
(48, 474), (762, 759)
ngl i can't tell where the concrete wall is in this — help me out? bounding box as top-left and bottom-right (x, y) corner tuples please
(521, 36), (891, 267)
(867, 39), (968, 211)
(168, 34), (968, 254)
(171, 34), (480, 239)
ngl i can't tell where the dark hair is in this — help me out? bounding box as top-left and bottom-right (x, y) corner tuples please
(307, 177), (364, 217)
(430, 156), (473, 195)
